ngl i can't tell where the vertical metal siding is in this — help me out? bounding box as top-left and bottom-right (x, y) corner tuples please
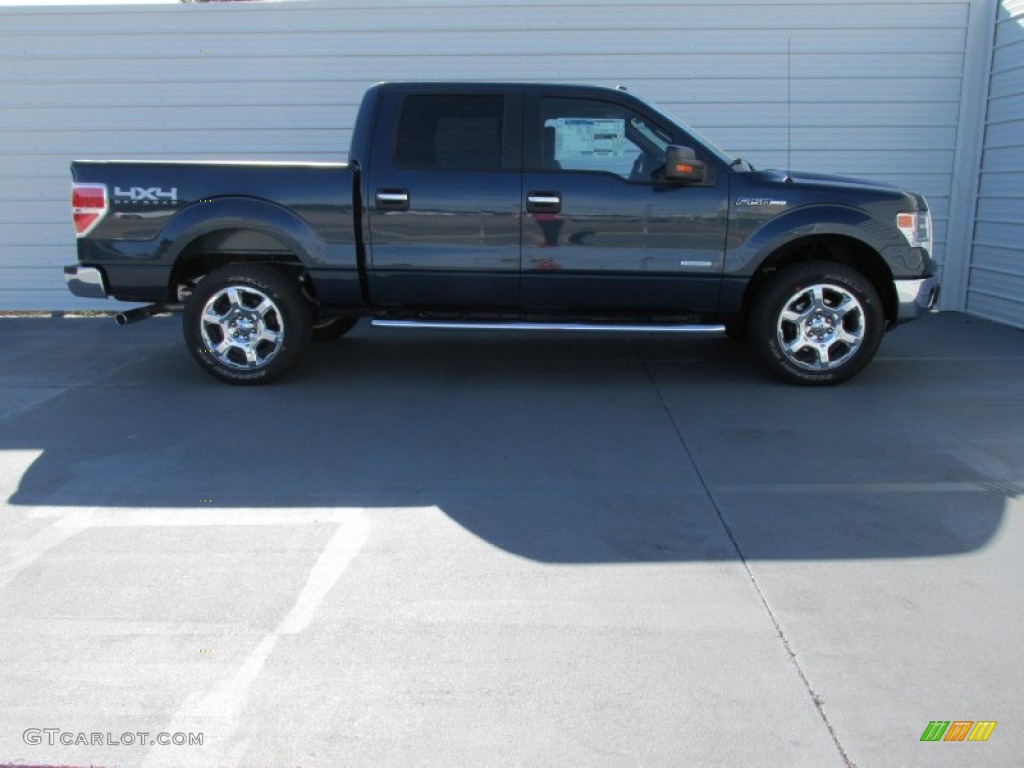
(968, 0), (1024, 328)
(0, 0), (972, 310)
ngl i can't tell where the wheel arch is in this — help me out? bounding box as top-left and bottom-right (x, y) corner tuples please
(740, 234), (897, 325)
(161, 197), (325, 298)
(170, 229), (308, 298)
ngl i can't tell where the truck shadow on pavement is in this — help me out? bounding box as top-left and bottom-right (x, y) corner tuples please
(2, 315), (1021, 562)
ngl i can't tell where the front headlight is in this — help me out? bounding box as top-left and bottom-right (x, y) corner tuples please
(896, 208), (932, 256)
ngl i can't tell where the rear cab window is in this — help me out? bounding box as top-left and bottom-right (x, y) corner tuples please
(393, 95), (506, 172)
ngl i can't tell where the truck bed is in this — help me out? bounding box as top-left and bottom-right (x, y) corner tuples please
(70, 160), (360, 305)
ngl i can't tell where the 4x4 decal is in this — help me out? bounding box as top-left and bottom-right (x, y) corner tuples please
(114, 186), (178, 204)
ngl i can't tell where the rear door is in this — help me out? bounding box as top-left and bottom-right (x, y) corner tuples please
(365, 88), (523, 309)
(521, 94), (729, 313)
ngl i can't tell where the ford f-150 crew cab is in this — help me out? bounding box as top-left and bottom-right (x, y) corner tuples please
(66, 82), (938, 385)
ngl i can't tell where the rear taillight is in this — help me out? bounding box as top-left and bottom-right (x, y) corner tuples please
(71, 182), (108, 237)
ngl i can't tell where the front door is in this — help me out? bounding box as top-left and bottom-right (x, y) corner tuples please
(521, 95), (729, 314)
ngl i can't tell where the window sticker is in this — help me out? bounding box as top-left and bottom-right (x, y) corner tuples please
(546, 118), (627, 163)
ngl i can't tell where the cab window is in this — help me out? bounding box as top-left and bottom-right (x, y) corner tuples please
(394, 95), (504, 172)
(539, 97), (673, 182)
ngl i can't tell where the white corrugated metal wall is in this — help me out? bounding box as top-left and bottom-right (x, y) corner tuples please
(0, 0), (986, 310)
(968, 0), (1024, 328)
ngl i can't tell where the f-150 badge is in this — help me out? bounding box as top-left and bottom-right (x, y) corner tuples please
(736, 197), (787, 207)
(114, 186), (178, 204)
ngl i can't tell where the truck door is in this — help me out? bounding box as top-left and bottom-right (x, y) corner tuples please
(365, 90), (522, 308)
(521, 95), (728, 313)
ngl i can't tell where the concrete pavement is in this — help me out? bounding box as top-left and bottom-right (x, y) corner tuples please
(0, 312), (1021, 767)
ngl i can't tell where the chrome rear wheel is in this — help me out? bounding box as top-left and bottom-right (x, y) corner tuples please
(184, 264), (312, 384)
(200, 285), (285, 370)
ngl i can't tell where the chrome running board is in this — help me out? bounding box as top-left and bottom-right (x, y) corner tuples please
(372, 319), (726, 333)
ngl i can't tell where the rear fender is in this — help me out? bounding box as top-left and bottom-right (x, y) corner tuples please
(158, 197), (327, 266)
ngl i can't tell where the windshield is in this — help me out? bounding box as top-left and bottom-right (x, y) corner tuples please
(639, 96), (738, 167)
(629, 116), (671, 153)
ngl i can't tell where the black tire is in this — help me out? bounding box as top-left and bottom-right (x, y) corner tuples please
(183, 264), (312, 385)
(749, 261), (884, 385)
(311, 316), (358, 342)
(724, 318), (748, 343)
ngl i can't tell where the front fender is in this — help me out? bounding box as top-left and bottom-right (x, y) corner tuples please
(726, 204), (887, 276)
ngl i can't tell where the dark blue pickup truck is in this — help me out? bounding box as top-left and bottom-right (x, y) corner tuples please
(67, 82), (938, 385)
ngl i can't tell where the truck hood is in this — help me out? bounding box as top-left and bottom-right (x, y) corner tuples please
(745, 168), (926, 209)
(751, 168), (901, 193)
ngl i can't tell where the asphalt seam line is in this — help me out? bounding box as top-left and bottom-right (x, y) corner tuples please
(0, 333), (178, 425)
(636, 352), (856, 768)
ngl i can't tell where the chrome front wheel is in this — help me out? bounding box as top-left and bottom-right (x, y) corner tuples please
(751, 261), (884, 385)
(776, 283), (865, 371)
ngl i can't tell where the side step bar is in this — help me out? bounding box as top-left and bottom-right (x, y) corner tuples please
(372, 319), (726, 333)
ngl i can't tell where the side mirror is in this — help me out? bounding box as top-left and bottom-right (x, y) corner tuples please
(664, 145), (706, 183)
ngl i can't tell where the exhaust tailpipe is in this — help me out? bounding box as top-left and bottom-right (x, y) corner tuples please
(114, 304), (166, 326)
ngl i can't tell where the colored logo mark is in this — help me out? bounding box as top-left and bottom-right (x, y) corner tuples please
(920, 720), (997, 742)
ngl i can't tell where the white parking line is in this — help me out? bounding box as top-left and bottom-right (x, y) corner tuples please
(26, 507), (370, 525)
(1, 498), (374, 768)
(0, 506), (95, 594)
(140, 509), (370, 768)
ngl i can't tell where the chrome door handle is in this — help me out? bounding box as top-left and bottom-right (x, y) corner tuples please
(376, 189), (409, 211)
(527, 193), (561, 214)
